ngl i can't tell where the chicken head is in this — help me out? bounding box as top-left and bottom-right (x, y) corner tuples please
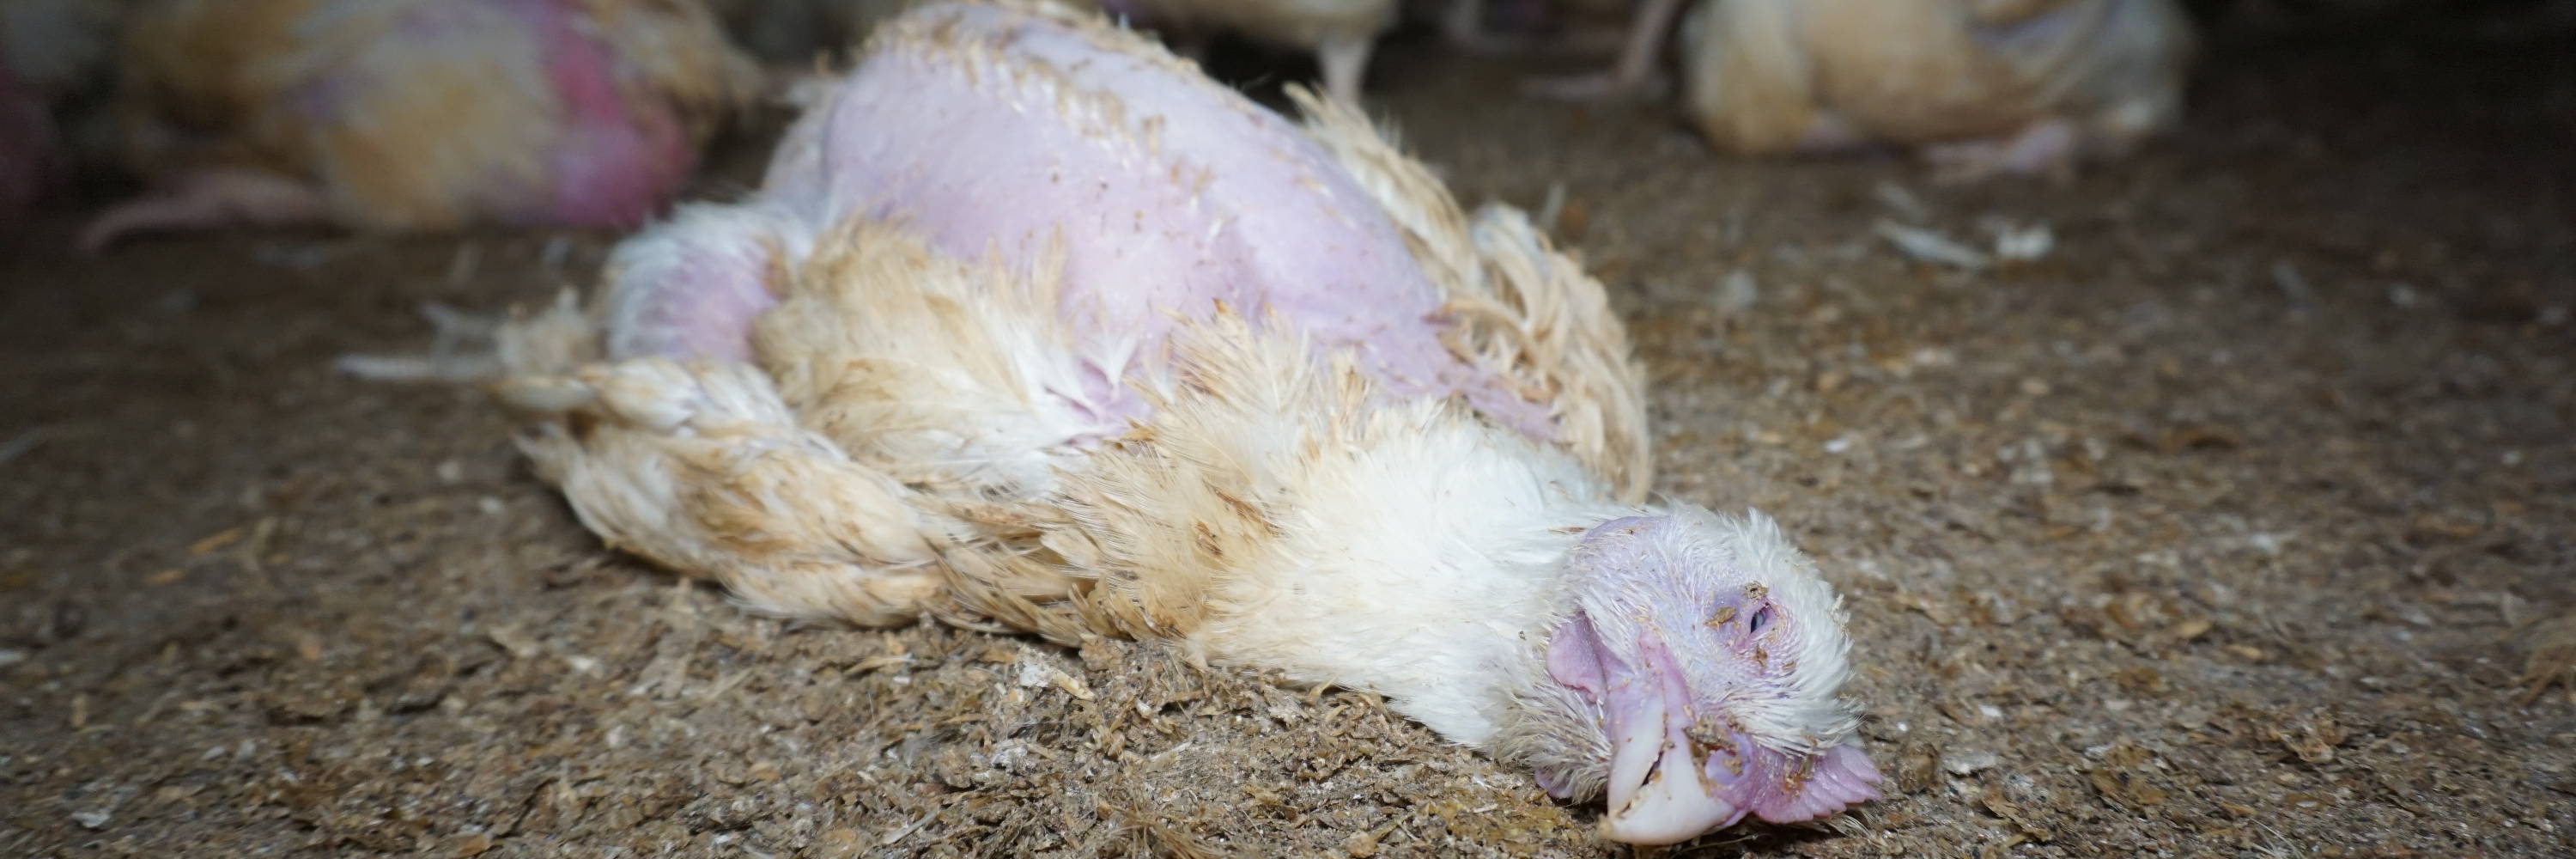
(1528, 509), (1878, 844)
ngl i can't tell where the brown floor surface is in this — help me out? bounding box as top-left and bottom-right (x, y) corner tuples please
(4, 10), (2573, 859)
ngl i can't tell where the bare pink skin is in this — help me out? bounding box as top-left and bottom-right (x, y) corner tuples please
(615, 2), (1556, 442)
(596, 206), (793, 364)
(513, 0), (696, 227)
(0, 52), (53, 224)
(82, 0), (702, 251)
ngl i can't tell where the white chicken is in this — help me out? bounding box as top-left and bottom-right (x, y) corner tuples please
(1681, 0), (2198, 181)
(1529, 0), (2196, 181)
(413, 0), (1876, 844)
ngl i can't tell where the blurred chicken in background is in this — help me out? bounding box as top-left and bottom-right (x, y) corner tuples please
(0, 0), (122, 102)
(1, 0), (127, 220)
(1515, 0), (2196, 181)
(1680, 0), (2196, 181)
(1100, 0), (1399, 103)
(1430, 0), (1619, 52)
(80, 0), (757, 252)
(700, 0), (922, 65)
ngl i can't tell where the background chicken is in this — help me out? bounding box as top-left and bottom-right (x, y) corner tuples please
(79, 0), (758, 252)
(0, 0), (128, 216)
(1099, 0), (1398, 103)
(1679, 0), (2198, 181)
(410, 0), (1877, 844)
(1497, 0), (1689, 97)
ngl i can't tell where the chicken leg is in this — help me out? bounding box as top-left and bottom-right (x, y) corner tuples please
(1522, 0), (1684, 99)
(1316, 31), (1375, 104)
(1920, 116), (2081, 184)
(77, 168), (335, 253)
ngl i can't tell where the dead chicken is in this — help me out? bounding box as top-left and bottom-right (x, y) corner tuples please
(79, 0), (758, 252)
(384, 1), (1878, 844)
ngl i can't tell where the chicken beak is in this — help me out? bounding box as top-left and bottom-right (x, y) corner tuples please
(1595, 641), (1747, 844)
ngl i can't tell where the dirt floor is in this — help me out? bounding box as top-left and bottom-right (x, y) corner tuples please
(5, 8), (2573, 859)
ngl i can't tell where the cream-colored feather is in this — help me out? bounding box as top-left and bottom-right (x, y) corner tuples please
(1292, 89), (1650, 502)
(1108, 0), (1397, 102)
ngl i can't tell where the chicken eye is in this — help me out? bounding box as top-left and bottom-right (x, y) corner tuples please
(1747, 606), (1774, 635)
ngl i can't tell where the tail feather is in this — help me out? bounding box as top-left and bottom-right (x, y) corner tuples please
(503, 352), (946, 626)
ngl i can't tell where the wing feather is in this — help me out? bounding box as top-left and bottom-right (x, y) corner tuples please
(1291, 89), (1650, 501)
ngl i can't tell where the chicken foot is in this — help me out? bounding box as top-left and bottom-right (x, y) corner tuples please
(1920, 116), (2081, 184)
(78, 168), (334, 253)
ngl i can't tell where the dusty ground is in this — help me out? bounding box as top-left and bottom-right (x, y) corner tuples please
(4, 9), (2573, 859)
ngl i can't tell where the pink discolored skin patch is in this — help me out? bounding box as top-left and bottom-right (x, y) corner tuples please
(276, 0), (701, 230)
(514, 0), (696, 228)
(692, 2), (1554, 438)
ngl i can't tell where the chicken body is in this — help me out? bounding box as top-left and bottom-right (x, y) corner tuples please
(1680, 0), (2196, 180)
(81, 0), (756, 251)
(463, 1), (1872, 844)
